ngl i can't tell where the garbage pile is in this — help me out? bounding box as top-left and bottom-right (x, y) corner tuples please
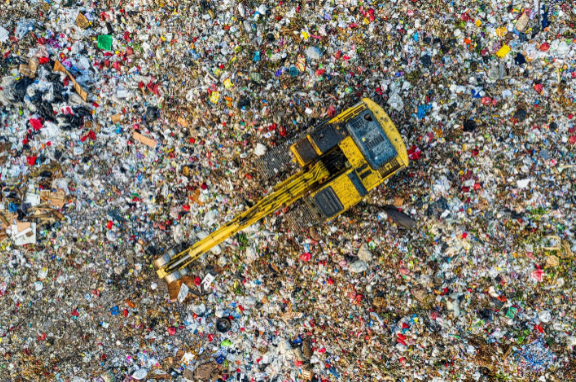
(1, 0), (576, 381)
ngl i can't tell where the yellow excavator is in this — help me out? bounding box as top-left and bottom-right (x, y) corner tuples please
(154, 98), (408, 299)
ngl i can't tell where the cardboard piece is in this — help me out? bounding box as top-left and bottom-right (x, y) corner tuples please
(177, 117), (189, 128)
(133, 132), (157, 148)
(29, 206), (65, 222)
(300, 370), (313, 381)
(40, 190), (68, 208)
(546, 255), (559, 268)
(182, 369), (194, 380)
(562, 240), (574, 259)
(85, 121), (100, 132)
(194, 363), (220, 380)
(53, 60), (88, 101)
(19, 64), (35, 78)
(148, 370), (170, 380)
(515, 12), (529, 32)
(76, 13), (90, 29)
(111, 114), (122, 123)
(0, 142), (7, 166)
(16, 221), (31, 233)
(12, 221), (36, 245)
(0, 213), (8, 227)
(29, 58), (39, 74)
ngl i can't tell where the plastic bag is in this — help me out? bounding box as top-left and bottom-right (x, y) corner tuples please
(145, 106), (160, 124)
(15, 19), (35, 40)
(13, 77), (34, 102)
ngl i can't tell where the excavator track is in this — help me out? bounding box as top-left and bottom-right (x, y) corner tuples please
(283, 202), (318, 233)
(254, 145), (295, 180)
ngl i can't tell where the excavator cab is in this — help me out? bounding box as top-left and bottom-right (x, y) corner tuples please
(290, 98), (408, 223)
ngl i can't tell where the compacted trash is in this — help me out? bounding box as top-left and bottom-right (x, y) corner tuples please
(0, 0), (576, 381)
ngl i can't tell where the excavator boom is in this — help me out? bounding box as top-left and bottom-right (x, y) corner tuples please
(155, 161), (330, 283)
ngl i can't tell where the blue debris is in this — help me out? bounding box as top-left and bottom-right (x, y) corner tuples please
(514, 339), (556, 372)
(515, 53), (527, 66)
(8, 203), (19, 213)
(417, 104), (432, 119)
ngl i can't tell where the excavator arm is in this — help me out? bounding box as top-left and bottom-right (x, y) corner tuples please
(154, 161), (331, 284)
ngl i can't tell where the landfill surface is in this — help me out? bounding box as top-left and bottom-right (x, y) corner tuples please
(1, 0), (576, 381)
